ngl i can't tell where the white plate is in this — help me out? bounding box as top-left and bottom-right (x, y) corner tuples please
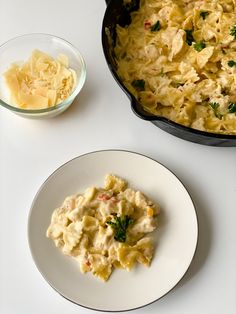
(28, 150), (198, 312)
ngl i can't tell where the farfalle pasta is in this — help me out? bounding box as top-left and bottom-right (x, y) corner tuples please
(46, 174), (160, 281)
(114, 0), (236, 134)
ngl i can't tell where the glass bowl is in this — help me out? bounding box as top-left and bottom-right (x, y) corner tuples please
(0, 33), (86, 118)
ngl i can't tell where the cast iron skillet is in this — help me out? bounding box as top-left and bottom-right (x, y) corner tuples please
(102, 0), (236, 146)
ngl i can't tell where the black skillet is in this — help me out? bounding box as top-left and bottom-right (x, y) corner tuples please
(102, 0), (236, 146)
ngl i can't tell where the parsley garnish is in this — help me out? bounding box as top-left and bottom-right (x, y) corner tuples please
(106, 215), (133, 243)
(228, 103), (236, 113)
(230, 26), (236, 39)
(209, 102), (223, 119)
(194, 41), (206, 52)
(228, 60), (236, 67)
(185, 29), (194, 46)
(151, 20), (161, 32)
(132, 79), (145, 91)
(200, 11), (209, 20)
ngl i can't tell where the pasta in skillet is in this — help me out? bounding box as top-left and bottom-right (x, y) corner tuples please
(114, 0), (236, 134)
(46, 174), (160, 281)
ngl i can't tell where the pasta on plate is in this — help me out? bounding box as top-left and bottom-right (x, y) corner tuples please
(46, 174), (160, 281)
(114, 0), (236, 134)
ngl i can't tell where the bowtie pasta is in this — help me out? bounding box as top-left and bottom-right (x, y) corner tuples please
(46, 174), (160, 281)
(114, 0), (236, 134)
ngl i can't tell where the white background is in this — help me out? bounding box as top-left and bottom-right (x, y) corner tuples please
(0, 1), (236, 313)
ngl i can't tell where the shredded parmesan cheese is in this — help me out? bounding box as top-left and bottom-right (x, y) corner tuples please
(4, 50), (77, 109)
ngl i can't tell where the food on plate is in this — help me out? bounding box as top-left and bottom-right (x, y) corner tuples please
(114, 0), (236, 134)
(46, 174), (160, 281)
(4, 50), (77, 109)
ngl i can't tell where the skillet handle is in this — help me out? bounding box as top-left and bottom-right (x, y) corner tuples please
(131, 97), (157, 121)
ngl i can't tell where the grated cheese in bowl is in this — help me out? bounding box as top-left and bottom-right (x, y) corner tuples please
(0, 33), (86, 118)
(4, 50), (77, 110)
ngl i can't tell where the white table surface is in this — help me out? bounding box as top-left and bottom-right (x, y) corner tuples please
(0, 1), (236, 313)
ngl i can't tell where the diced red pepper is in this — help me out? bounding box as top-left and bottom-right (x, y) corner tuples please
(97, 193), (111, 201)
(85, 259), (91, 267)
(144, 20), (151, 30)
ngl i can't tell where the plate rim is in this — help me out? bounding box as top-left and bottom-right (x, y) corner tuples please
(27, 149), (199, 312)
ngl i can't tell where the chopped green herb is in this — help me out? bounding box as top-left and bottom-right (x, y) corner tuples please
(132, 79), (145, 91)
(228, 103), (236, 113)
(160, 68), (165, 76)
(194, 41), (206, 52)
(209, 102), (223, 119)
(230, 26), (236, 39)
(200, 11), (209, 20)
(209, 102), (219, 111)
(151, 20), (161, 32)
(106, 215), (133, 243)
(228, 60), (236, 67)
(185, 29), (194, 46)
